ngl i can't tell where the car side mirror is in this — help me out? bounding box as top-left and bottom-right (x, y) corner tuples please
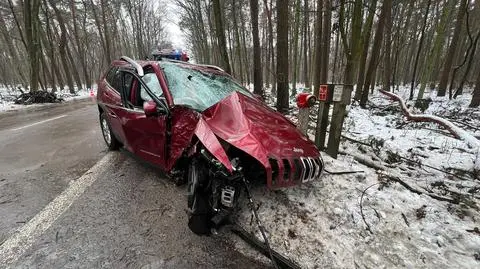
(143, 101), (158, 117)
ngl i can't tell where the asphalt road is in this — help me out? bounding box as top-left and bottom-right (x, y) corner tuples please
(0, 99), (266, 269)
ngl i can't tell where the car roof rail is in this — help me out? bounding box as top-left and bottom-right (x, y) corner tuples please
(161, 58), (225, 72)
(196, 64), (225, 72)
(120, 56), (144, 77)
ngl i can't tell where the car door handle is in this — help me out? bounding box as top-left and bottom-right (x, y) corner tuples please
(109, 112), (117, 118)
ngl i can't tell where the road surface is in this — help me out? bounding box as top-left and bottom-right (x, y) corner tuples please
(0, 99), (267, 268)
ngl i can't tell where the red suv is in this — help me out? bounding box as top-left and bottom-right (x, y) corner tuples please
(97, 56), (323, 234)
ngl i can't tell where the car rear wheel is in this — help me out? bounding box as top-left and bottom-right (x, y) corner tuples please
(100, 113), (120, 150)
(187, 158), (212, 235)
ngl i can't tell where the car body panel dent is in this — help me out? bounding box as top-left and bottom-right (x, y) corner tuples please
(194, 117), (233, 172)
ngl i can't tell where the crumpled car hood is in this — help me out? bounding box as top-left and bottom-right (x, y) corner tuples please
(200, 92), (320, 168)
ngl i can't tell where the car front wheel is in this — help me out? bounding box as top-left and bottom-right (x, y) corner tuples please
(187, 158), (212, 235)
(100, 113), (120, 150)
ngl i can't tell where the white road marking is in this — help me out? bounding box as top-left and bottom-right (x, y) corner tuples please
(10, 114), (68, 131)
(0, 153), (115, 266)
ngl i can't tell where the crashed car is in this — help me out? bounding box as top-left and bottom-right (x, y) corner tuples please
(97, 56), (324, 234)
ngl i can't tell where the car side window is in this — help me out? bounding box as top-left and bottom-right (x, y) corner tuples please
(111, 70), (123, 93)
(123, 73), (134, 106)
(105, 67), (117, 86)
(141, 72), (163, 99)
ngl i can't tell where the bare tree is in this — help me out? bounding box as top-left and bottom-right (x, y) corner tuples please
(276, 0), (289, 112)
(437, 0), (468, 96)
(250, 0), (263, 96)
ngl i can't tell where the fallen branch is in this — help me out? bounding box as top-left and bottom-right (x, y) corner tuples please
(324, 169), (364, 175)
(379, 172), (460, 204)
(389, 151), (474, 181)
(360, 183), (380, 234)
(380, 90), (480, 172)
(339, 151), (472, 206)
(401, 213), (410, 227)
(339, 150), (387, 170)
(342, 136), (475, 181)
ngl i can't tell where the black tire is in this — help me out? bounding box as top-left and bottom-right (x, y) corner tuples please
(187, 158), (212, 235)
(100, 113), (120, 150)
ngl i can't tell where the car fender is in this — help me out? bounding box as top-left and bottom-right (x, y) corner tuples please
(194, 118), (233, 172)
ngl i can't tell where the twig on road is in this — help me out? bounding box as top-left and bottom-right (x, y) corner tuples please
(360, 183), (380, 234)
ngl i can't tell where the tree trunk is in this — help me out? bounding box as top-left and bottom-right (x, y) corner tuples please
(70, 0), (91, 89)
(313, 0), (323, 96)
(49, 0), (75, 93)
(320, 0), (331, 83)
(409, 0), (432, 100)
(232, 0), (244, 83)
(359, 0), (391, 108)
(450, 27), (480, 98)
(250, 0), (263, 96)
(383, 0), (393, 91)
(437, 0), (467, 96)
(100, 0), (112, 64)
(276, 0), (289, 112)
(212, 0), (232, 74)
(418, 0), (455, 100)
(24, 0), (42, 92)
(354, 0), (377, 100)
(291, 0), (301, 96)
(470, 69), (480, 107)
(263, 0), (275, 93)
(303, 0), (310, 88)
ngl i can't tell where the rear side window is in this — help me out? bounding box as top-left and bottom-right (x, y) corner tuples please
(111, 70), (123, 93)
(105, 67), (118, 86)
(123, 73), (134, 102)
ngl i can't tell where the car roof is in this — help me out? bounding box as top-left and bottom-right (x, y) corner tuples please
(112, 57), (226, 75)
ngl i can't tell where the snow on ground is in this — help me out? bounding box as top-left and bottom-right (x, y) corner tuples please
(232, 86), (480, 268)
(0, 86), (94, 113)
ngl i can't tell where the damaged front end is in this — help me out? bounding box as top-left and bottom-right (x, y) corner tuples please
(167, 93), (324, 235)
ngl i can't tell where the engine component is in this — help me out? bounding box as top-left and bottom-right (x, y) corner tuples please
(220, 186), (236, 207)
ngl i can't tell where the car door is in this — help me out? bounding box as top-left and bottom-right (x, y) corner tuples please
(117, 70), (169, 169)
(102, 67), (128, 145)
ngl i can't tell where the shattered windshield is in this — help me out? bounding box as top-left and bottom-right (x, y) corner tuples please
(159, 62), (253, 111)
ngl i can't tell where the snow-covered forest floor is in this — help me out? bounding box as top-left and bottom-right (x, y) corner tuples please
(232, 86), (480, 268)
(0, 86), (92, 113)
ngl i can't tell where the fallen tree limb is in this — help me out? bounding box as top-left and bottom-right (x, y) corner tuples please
(339, 150), (387, 170)
(360, 183), (379, 234)
(379, 90), (479, 147)
(339, 151), (473, 206)
(342, 135), (476, 181)
(324, 169), (364, 175)
(380, 172), (459, 204)
(380, 90), (480, 172)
